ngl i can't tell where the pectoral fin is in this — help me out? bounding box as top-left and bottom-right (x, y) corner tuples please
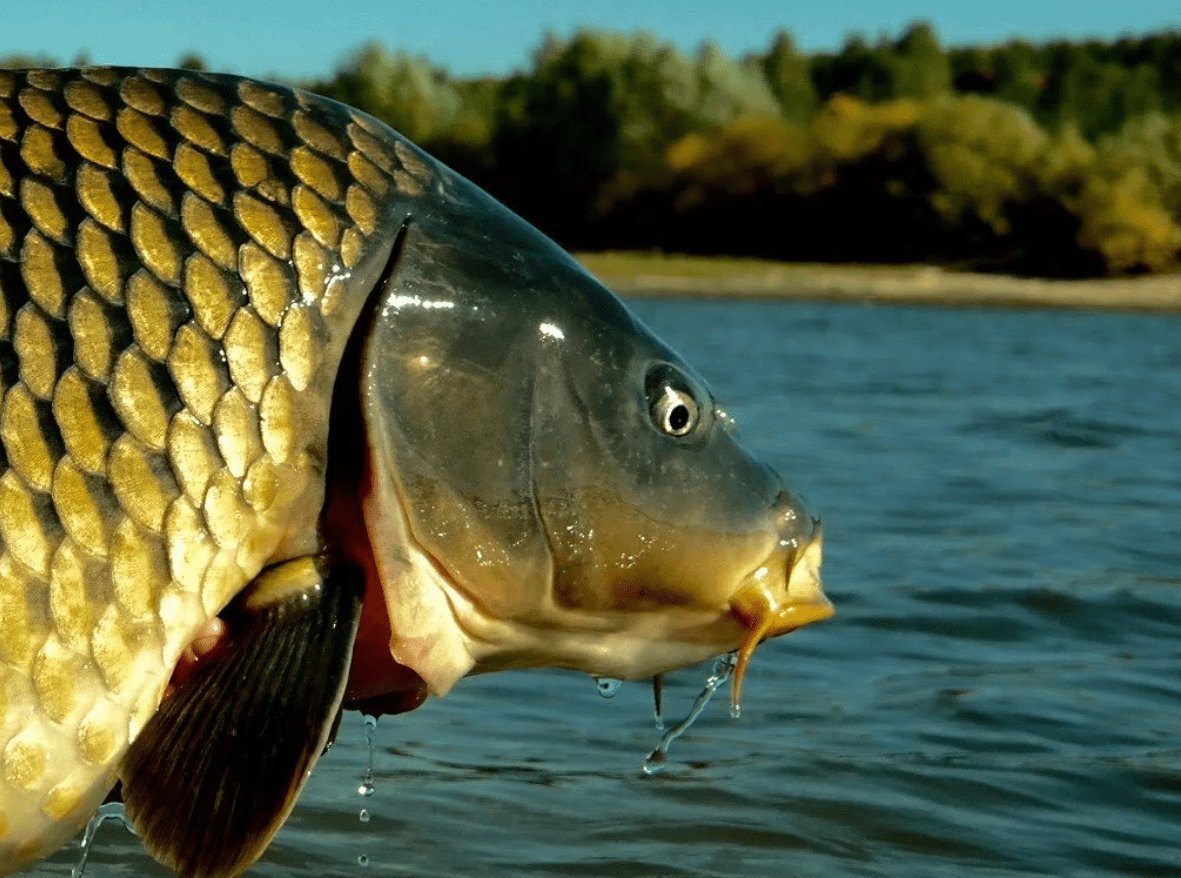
(120, 557), (363, 878)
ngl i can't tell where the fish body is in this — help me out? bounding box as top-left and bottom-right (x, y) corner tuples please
(0, 68), (830, 876)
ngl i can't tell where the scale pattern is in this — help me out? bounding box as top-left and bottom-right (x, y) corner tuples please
(0, 67), (427, 870)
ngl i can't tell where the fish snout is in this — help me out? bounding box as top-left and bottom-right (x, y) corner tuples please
(746, 489), (831, 632)
(724, 495), (832, 709)
(730, 526), (832, 642)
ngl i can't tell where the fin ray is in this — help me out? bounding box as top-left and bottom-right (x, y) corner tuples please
(120, 558), (363, 878)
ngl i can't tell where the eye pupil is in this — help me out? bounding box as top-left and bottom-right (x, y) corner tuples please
(668, 404), (689, 432)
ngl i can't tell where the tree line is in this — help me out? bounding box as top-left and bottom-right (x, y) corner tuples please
(7, 25), (1181, 276)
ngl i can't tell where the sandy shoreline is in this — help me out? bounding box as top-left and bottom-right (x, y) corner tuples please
(577, 254), (1181, 312)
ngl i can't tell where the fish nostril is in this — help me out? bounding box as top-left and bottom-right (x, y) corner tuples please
(772, 490), (814, 541)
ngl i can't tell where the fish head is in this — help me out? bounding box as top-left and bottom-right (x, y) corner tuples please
(357, 173), (831, 699)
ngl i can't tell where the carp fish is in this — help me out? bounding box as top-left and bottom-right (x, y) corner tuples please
(0, 67), (832, 877)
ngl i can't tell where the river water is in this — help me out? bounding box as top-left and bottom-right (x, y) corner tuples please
(40, 298), (1181, 876)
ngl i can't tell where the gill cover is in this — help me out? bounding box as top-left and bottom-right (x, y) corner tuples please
(358, 169), (828, 696)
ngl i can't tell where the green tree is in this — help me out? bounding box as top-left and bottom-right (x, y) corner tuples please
(912, 95), (1097, 274)
(991, 41), (1045, 109)
(490, 32), (623, 239)
(665, 115), (810, 207)
(313, 42), (460, 144)
(1074, 165), (1181, 273)
(1039, 46), (1161, 138)
(811, 24), (949, 103)
(426, 76), (501, 178)
(693, 40), (781, 130)
(1099, 113), (1181, 217)
(891, 22), (951, 99)
(1056, 112), (1181, 274)
(812, 35), (894, 101)
(761, 31), (817, 121)
(809, 94), (920, 167)
(916, 96), (1047, 235)
(488, 30), (779, 242)
(949, 45), (995, 94)
(297, 25), (1181, 275)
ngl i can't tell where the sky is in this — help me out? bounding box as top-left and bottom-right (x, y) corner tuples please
(2, 0), (1179, 81)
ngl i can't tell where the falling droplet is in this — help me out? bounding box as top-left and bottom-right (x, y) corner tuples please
(652, 674), (665, 731)
(357, 713), (377, 797)
(642, 652), (738, 776)
(71, 802), (136, 878)
(594, 676), (623, 698)
(730, 702), (742, 720)
(355, 714), (378, 869)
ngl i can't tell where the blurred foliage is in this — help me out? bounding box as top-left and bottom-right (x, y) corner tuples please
(812, 23), (952, 102)
(3, 24), (1181, 275)
(0, 53), (59, 69)
(486, 30), (781, 241)
(761, 32), (816, 122)
(310, 42), (463, 144)
(1073, 115), (1181, 273)
(176, 53), (208, 72)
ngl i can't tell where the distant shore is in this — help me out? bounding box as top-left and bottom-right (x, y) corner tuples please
(577, 252), (1181, 313)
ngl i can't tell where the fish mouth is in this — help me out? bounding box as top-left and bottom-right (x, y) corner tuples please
(726, 527), (831, 711)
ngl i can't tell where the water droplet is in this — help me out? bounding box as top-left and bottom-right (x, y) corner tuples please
(72, 802), (136, 878)
(357, 713), (377, 797)
(355, 715), (378, 870)
(641, 749), (667, 776)
(730, 703), (742, 720)
(641, 652), (737, 774)
(594, 676), (622, 698)
(652, 674), (665, 731)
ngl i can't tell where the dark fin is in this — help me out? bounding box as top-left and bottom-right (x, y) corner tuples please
(120, 557), (363, 878)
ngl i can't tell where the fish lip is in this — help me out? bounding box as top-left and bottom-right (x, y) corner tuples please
(725, 528), (831, 708)
(779, 524), (833, 630)
(729, 526), (832, 635)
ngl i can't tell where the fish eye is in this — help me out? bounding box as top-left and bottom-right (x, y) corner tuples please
(651, 386), (699, 437)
